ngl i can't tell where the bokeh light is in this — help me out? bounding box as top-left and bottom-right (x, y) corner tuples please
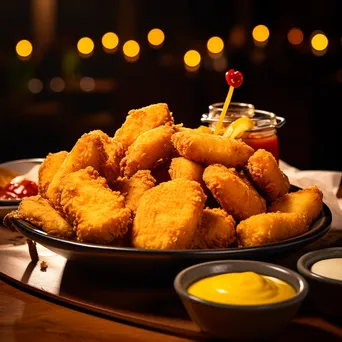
(102, 32), (119, 52)
(311, 32), (328, 51)
(147, 28), (165, 47)
(28, 79), (43, 93)
(207, 36), (224, 54)
(287, 28), (304, 45)
(16, 40), (33, 58)
(184, 50), (201, 68)
(50, 77), (65, 92)
(123, 40), (140, 61)
(252, 25), (270, 43)
(77, 37), (94, 56)
(80, 77), (95, 92)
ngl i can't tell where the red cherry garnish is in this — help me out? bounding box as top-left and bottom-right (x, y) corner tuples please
(225, 69), (244, 88)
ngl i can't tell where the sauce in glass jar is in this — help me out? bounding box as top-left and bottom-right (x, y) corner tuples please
(201, 102), (285, 161)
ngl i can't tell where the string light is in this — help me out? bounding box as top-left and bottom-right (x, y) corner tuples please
(207, 36), (224, 55)
(288, 28), (304, 45)
(252, 25), (270, 46)
(80, 77), (95, 92)
(184, 50), (201, 72)
(147, 28), (165, 48)
(311, 32), (328, 51)
(77, 37), (94, 56)
(123, 40), (140, 61)
(50, 77), (65, 92)
(16, 40), (33, 59)
(28, 79), (43, 93)
(102, 32), (119, 52)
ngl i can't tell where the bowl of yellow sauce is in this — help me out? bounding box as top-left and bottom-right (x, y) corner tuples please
(174, 260), (308, 341)
(297, 247), (342, 317)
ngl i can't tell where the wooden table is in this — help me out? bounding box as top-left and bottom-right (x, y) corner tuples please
(1, 225), (342, 341)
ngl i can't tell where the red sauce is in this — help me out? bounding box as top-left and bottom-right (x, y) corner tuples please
(0, 180), (38, 200)
(243, 135), (279, 161)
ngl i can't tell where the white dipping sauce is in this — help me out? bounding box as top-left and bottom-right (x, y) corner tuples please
(311, 258), (342, 281)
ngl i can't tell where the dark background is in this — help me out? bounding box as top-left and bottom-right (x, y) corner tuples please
(0, 0), (340, 171)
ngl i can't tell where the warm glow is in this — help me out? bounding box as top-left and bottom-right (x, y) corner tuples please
(50, 77), (65, 92)
(102, 32), (119, 50)
(28, 79), (43, 93)
(287, 28), (304, 45)
(77, 37), (94, 55)
(252, 25), (270, 42)
(184, 50), (201, 68)
(311, 33), (328, 51)
(123, 40), (140, 58)
(16, 40), (33, 58)
(80, 77), (95, 92)
(207, 36), (224, 54)
(147, 28), (165, 47)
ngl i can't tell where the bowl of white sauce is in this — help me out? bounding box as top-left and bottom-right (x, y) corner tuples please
(297, 247), (342, 317)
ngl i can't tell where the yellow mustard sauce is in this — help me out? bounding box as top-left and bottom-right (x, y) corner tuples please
(187, 271), (296, 305)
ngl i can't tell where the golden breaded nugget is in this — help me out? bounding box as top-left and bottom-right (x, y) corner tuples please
(236, 212), (309, 247)
(169, 157), (205, 188)
(194, 208), (236, 249)
(38, 151), (68, 198)
(171, 130), (254, 169)
(121, 125), (174, 178)
(58, 167), (132, 244)
(203, 164), (266, 221)
(120, 170), (156, 212)
(132, 179), (207, 249)
(4, 195), (74, 238)
(246, 149), (290, 201)
(114, 103), (174, 150)
(0, 168), (18, 188)
(268, 185), (323, 225)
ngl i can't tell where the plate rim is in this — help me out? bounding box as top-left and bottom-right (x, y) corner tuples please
(8, 202), (332, 258)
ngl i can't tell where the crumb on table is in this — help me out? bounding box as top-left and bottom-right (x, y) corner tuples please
(40, 260), (48, 272)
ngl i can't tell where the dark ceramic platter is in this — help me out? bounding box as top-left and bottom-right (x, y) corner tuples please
(8, 200), (332, 274)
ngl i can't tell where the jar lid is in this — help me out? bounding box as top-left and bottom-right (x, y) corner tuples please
(201, 102), (286, 132)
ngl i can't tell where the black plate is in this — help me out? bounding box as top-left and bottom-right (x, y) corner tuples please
(8, 201), (332, 274)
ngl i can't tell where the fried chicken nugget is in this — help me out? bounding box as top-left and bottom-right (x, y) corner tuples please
(194, 208), (236, 249)
(58, 166), (132, 244)
(120, 170), (156, 212)
(38, 151), (68, 198)
(132, 179), (207, 249)
(169, 157), (205, 189)
(121, 125), (175, 178)
(171, 131), (254, 169)
(4, 195), (74, 238)
(203, 164), (266, 221)
(236, 212), (309, 247)
(268, 185), (323, 225)
(114, 103), (174, 150)
(246, 149), (290, 201)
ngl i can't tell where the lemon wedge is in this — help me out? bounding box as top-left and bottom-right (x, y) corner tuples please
(223, 117), (255, 139)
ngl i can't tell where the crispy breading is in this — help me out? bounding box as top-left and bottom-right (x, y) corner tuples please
(114, 103), (174, 150)
(169, 157), (205, 188)
(236, 212), (309, 247)
(46, 131), (107, 207)
(194, 208), (236, 249)
(38, 151), (68, 198)
(132, 179), (207, 249)
(120, 170), (156, 212)
(203, 164), (266, 221)
(4, 195), (74, 238)
(58, 167), (132, 244)
(171, 130), (254, 169)
(268, 185), (323, 225)
(246, 149), (290, 201)
(121, 125), (175, 178)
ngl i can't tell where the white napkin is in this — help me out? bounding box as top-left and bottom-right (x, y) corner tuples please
(279, 160), (342, 230)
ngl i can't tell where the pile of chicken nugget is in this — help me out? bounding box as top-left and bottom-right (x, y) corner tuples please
(5, 103), (324, 250)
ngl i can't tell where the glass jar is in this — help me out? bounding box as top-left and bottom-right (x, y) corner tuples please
(201, 102), (286, 161)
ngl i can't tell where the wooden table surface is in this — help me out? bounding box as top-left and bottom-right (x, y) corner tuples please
(1, 225), (342, 341)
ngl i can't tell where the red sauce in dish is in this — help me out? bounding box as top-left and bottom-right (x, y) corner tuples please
(242, 135), (279, 162)
(0, 180), (38, 200)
